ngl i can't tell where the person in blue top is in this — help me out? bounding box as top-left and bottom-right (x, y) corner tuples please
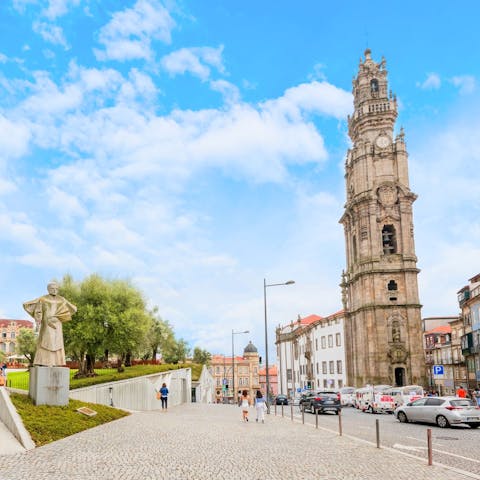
(160, 383), (169, 410)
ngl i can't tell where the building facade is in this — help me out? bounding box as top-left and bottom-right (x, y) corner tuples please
(339, 49), (425, 387)
(276, 311), (347, 398)
(258, 365), (278, 398)
(458, 273), (480, 389)
(209, 341), (260, 403)
(0, 319), (34, 358)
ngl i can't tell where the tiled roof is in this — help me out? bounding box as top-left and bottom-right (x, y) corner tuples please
(0, 319), (34, 329)
(425, 325), (452, 335)
(258, 365), (277, 375)
(299, 314), (322, 325)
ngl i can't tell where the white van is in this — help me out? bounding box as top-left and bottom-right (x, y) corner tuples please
(356, 385), (395, 414)
(384, 385), (424, 407)
(339, 386), (356, 407)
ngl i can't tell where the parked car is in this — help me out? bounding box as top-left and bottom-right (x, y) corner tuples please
(395, 396), (480, 429)
(302, 390), (341, 415)
(275, 394), (289, 405)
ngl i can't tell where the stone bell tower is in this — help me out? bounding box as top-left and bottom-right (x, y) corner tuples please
(339, 49), (425, 388)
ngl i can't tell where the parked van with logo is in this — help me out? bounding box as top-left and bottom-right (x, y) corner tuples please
(384, 385), (424, 408)
(356, 385), (395, 414)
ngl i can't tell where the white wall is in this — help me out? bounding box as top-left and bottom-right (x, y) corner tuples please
(69, 368), (191, 410)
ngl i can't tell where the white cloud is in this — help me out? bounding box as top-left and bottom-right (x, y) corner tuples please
(451, 75), (476, 95)
(0, 115), (31, 162)
(95, 0), (175, 62)
(33, 21), (69, 49)
(161, 46), (225, 81)
(417, 73), (441, 90)
(209, 79), (240, 104)
(42, 0), (81, 20)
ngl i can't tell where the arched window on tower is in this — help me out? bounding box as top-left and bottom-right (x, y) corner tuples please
(370, 79), (379, 94)
(382, 225), (397, 254)
(352, 235), (357, 261)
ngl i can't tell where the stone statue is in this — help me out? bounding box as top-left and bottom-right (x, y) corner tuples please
(23, 281), (77, 367)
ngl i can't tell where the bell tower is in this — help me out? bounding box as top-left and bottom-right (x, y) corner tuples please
(339, 49), (425, 387)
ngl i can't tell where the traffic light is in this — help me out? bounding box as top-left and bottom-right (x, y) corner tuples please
(225, 384), (228, 390)
(307, 381), (312, 389)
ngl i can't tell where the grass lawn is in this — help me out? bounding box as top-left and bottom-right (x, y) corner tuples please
(7, 363), (203, 390)
(9, 393), (130, 446)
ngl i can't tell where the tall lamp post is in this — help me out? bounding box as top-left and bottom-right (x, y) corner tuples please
(264, 278), (295, 413)
(232, 329), (249, 405)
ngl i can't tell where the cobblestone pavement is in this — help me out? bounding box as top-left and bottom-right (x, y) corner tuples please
(0, 403), (473, 480)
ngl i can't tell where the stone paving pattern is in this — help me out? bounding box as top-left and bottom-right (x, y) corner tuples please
(0, 403), (470, 480)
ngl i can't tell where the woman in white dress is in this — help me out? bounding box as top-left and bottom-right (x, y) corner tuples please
(240, 389), (251, 422)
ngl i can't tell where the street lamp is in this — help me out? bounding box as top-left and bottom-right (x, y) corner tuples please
(264, 278), (295, 413)
(232, 329), (249, 405)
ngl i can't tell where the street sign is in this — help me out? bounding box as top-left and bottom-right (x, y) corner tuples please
(433, 365), (444, 376)
(222, 378), (227, 385)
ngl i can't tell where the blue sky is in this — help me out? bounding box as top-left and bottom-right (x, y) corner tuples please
(1, 0), (480, 360)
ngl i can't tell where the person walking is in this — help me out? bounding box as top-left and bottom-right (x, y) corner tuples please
(160, 383), (169, 410)
(473, 387), (480, 407)
(254, 390), (266, 423)
(240, 390), (250, 422)
(456, 386), (467, 398)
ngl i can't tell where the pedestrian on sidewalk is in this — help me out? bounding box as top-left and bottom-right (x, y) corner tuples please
(254, 390), (266, 423)
(160, 383), (169, 410)
(456, 386), (467, 398)
(240, 390), (250, 422)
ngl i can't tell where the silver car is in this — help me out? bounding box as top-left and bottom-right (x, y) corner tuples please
(395, 396), (480, 429)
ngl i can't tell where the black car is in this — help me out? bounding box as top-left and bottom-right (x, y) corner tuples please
(275, 394), (289, 405)
(303, 390), (341, 415)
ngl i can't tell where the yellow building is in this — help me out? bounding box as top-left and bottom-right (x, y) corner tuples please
(209, 341), (260, 403)
(0, 319), (34, 360)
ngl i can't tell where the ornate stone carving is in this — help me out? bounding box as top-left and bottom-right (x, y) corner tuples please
(378, 184), (397, 207)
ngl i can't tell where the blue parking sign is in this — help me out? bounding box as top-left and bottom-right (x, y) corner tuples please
(433, 365), (444, 376)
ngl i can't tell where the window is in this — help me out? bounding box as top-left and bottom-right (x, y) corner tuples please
(337, 360), (342, 374)
(1, 332), (5, 338)
(215, 367), (220, 374)
(388, 280), (398, 291)
(322, 361), (327, 374)
(321, 336), (326, 349)
(328, 335), (333, 348)
(316, 362), (319, 374)
(336, 333), (341, 347)
(287, 369), (292, 381)
(323, 379), (328, 388)
(338, 379), (343, 389)
(315, 339), (318, 351)
(382, 225), (397, 254)
(329, 361), (334, 374)
(371, 78), (379, 93)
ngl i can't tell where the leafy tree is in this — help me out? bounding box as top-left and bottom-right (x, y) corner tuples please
(60, 274), (153, 376)
(162, 338), (190, 364)
(192, 347), (211, 365)
(15, 328), (36, 367)
(147, 309), (176, 361)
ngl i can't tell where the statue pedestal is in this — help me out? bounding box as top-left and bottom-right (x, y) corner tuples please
(29, 366), (70, 406)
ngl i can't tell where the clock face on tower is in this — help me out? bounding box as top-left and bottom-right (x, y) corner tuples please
(376, 135), (390, 149)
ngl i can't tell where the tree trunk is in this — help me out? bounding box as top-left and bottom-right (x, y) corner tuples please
(125, 351), (132, 367)
(85, 353), (96, 376)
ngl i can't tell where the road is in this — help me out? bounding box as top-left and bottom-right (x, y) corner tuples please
(272, 403), (480, 477)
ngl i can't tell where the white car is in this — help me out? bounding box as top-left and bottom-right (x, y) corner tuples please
(395, 396), (480, 429)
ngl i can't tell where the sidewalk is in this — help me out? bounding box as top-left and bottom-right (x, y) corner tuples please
(0, 403), (473, 480)
(0, 420), (25, 456)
